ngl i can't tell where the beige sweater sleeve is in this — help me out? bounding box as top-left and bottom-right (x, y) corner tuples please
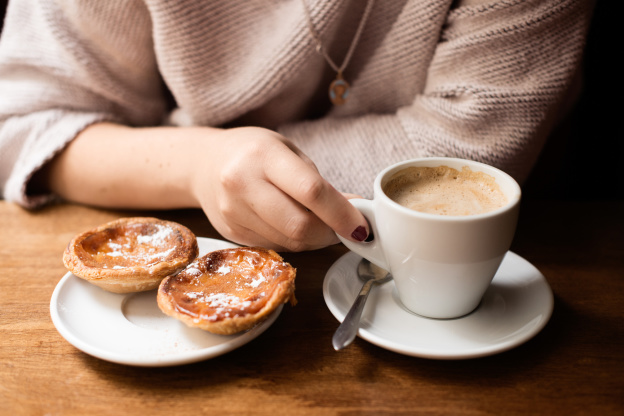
(280, 0), (593, 198)
(0, 0), (167, 207)
(0, 0), (593, 205)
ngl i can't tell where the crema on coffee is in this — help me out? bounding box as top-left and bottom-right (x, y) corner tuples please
(382, 166), (507, 216)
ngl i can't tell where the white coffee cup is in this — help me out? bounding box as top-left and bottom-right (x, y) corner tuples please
(337, 157), (521, 319)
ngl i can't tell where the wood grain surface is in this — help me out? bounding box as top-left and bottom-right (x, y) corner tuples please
(0, 200), (622, 415)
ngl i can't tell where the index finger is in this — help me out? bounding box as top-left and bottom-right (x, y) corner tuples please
(264, 144), (369, 243)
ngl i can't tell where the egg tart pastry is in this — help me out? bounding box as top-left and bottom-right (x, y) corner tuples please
(157, 247), (296, 335)
(63, 217), (199, 293)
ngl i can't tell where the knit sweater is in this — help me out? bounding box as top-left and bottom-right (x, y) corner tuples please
(0, 0), (593, 206)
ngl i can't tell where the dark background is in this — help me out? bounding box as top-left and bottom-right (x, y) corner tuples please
(522, 1), (622, 201)
(0, 1), (620, 201)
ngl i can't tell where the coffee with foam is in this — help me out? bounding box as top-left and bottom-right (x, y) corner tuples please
(337, 158), (521, 318)
(382, 166), (507, 216)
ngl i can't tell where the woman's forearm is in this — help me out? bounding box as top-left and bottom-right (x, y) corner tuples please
(44, 122), (212, 209)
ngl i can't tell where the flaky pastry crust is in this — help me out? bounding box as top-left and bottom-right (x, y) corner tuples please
(63, 217), (199, 293)
(157, 247), (296, 335)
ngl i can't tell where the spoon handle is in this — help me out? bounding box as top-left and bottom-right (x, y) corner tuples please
(332, 279), (375, 350)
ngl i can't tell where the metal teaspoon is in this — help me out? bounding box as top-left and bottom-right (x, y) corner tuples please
(332, 258), (392, 351)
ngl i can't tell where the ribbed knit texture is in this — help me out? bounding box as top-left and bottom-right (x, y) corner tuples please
(0, 0), (593, 205)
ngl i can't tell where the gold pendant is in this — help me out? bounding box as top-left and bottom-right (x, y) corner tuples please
(329, 73), (350, 105)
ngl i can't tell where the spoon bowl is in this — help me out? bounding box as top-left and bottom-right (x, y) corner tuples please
(332, 258), (392, 350)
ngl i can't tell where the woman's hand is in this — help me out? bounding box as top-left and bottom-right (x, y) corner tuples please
(191, 127), (368, 251)
(42, 122), (368, 252)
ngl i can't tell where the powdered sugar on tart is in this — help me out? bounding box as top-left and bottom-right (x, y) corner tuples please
(157, 247), (296, 335)
(63, 217), (198, 293)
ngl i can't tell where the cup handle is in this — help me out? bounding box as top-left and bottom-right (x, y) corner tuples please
(336, 199), (389, 270)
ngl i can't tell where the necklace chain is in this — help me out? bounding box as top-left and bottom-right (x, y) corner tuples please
(301, 0), (375, 105)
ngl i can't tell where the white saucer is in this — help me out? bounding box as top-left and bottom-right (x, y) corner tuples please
(323, 251), (553, 359)
(50, 237), (282, 367)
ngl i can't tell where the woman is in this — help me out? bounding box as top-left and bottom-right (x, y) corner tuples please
(0, 0), (593, 251)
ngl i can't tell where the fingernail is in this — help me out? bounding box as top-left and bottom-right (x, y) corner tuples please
(351, 225), (368, 242)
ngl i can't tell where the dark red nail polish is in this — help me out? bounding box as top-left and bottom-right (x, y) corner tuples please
(351, 225), (368, 242)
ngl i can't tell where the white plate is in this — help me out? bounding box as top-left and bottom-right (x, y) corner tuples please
(50, 237), (282, 367)
(323, 251), (553, 359)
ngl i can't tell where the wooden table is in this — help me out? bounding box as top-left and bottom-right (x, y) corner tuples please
(1, 199), (622, 415)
